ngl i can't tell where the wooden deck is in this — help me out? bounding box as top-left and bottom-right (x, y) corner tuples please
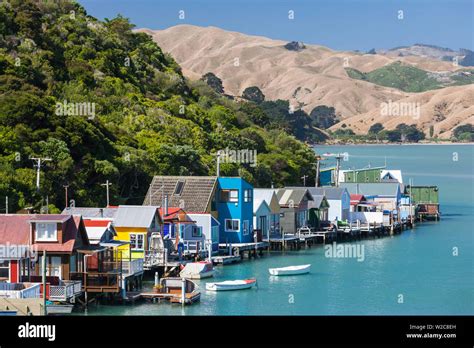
(211, 255), (241, 265)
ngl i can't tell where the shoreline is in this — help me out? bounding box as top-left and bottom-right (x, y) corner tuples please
(311, 142), (474, 147)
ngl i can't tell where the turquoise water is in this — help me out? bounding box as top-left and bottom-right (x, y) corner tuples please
(81, 145), (474, 315)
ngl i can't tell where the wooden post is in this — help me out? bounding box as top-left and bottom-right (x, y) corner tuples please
(181, 278), (186, 306)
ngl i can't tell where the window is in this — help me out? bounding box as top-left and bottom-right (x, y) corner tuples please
(174, 180), (185, 195)
(130, 234), (144, 251)
(192, 226), (202, 238)
(211, 226), (219, 242)
(0, 260), (9, 280)
(243, 220), (250, 235)
(38, 256), (61, 278)
(36, 223), (57, 241)
(225, 219), (240, 232)
(220, 189), (239, 203)
(244, 189), (252, 202)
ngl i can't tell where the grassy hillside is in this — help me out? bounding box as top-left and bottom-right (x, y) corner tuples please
(346, 62), (474, 92)
(0, 0), (316, 213)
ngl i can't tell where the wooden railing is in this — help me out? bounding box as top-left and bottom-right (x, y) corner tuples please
(70, 272), (119, 292)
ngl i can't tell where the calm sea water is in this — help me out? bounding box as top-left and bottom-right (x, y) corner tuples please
(80, 145), (474, 315)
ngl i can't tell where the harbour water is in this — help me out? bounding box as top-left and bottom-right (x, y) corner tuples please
(80, 145), (474, 315)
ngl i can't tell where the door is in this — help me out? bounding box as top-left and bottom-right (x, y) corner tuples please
(259, 216), (267, 238)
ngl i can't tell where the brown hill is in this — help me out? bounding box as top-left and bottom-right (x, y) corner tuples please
(138, 25), (473, 137)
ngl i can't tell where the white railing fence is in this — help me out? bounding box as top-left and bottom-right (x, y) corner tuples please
(0, 283), (41, 299)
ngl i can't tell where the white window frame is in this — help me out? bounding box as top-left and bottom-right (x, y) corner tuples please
(35, 222), (58, 242)
(130, 233), (145, 251)
(225, 219), (240, 232)
(244, 189), (252, 202)
(243, 220), (250, 235)
(221, 189), (239, 203)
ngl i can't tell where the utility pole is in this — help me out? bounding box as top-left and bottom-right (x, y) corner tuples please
(216, 154), (221, 177)
(301, 175), (308, 187)
(30, 157), (51, 191)
(5, 196), (8, 214)
(313, 156), (322, 187)
(63, 184), (69, 209)
(101, 180), (112, 207)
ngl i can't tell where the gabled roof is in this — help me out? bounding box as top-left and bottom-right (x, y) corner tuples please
(145, 176), (217, 213)
(253, 199), (271, 215)
(311, 195), (329, 209)
(340, 183), (401, 197)
(34, 215), (89, 253)
(275, 188), (313, 207)
(114, 205), (160, 228)
(254, 189), (280, 214)
(61, 207), (118, 219)
(307, 187), (348, 200)
(350, 194), (366, 205)
(83, 218), (116, 243)
(381, 170), (403, 183)
(0, 214), (89, 254)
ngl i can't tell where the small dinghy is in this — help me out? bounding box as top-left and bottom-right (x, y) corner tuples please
(206, 278), (257, 291)
(268, 264), (311, 276)
(180, 261), (215, 279)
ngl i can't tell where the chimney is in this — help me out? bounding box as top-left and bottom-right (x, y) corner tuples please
(99, 208), (104, 218)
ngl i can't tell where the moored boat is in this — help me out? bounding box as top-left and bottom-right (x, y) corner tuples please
(46, 304), (74, 314)
(268, 264), (311, 276)
(180, 261), (215, 279)
(205, 278), (257, 291)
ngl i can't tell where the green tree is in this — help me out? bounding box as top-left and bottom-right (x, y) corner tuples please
(242, 86), (265, 103)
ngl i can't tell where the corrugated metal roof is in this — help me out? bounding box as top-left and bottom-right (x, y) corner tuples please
(61, 207), (118, 218)
(308, 187), (348, 200)
(253, 189), (276, 210)
(275, 188), (312, 206)
(340, 183), (400, 196)
(113, 205), (160, 228)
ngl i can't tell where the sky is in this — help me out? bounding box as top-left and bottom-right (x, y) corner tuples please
(78, 0), (473, 51)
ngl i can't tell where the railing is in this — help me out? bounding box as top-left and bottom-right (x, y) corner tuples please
(122, 259), (144, 276)
(183, 240), (206, 254)
(70, 272), (119, 291)
(49, 281), (82, 301)
(0, 283), (41, 299)
(144, 249), (167, 268)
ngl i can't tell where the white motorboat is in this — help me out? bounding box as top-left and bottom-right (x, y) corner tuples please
(205, 278), (257, 291)
(180, 261), (215, 279)
(268, 264), (311, 276)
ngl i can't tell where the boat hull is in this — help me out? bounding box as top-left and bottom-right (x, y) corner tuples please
(268, 264), (311, 276)
(206, 279), (256, 291)
(180, 270), (215, 279)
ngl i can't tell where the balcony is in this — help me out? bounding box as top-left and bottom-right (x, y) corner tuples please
(48, 281), (82, 302)
(70, 272), (120, 293)
(122, 258), (144, 277)
(0, 283), (41, 299)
